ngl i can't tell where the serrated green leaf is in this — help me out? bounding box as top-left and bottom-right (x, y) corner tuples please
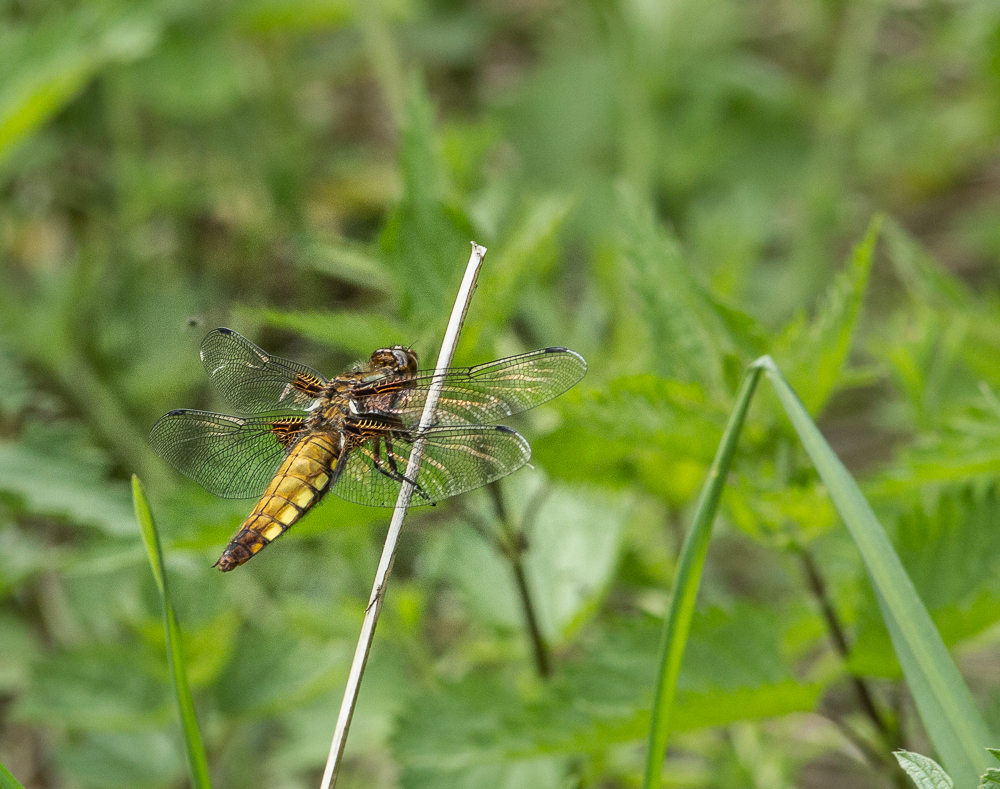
(521, 484), (627, 641)
(401, 756), (567, 789)
(55, 730), (183, 789)
(380, 75), (470, 321)
(852, 487), (1000, 675)
(394, 610), (820, 777)
(214, 625), (349, 716)
(0, 442), (136, 536)
(435, 476), (626, 643)
(14, 644), (168, 729)
(295, 240), (398, 296)
(895, 750), (954, 789)
(533, 374), (724, 501)
(777, 217), (879, 415)
(617, 186), (765, 395)
(882, 219), (972, 309)
(472, 194), (575, 331)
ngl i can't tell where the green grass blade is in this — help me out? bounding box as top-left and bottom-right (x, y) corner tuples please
(642, 366), (764, 788)
(757, 357), (992, 788)
(0, 760), (27, 789)
(132, 476), (212, 789)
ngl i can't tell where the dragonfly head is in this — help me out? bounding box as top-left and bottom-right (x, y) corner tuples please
(369, 346), (418, 376)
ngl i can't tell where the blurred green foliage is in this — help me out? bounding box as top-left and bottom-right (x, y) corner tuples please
(2, 0), (1000, 787)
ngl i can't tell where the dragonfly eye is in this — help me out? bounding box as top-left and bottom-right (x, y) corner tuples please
(370, 346), (418, 374)
(391, 348), (418, 374)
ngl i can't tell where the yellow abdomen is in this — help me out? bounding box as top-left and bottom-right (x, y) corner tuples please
(215, 433), (339, 571)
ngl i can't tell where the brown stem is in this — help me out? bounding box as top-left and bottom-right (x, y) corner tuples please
(822, 709), (893, 771)
(488, 482), (552, 678)
(796, 545), (894, 740)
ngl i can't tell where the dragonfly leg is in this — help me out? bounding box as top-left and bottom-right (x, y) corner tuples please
(370, 436), (432, 503)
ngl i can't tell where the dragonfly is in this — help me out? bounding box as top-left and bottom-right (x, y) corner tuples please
(149, 328), (587, 571)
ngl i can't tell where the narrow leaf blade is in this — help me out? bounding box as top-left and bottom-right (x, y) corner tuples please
(132, 476), (212, 789)
(759, 358), (992, 788)
(0, 760), (27, 789)
(642, 366), (764, 787)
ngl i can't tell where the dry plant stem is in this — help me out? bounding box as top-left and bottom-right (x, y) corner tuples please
(487, 482), (552, 678)
(320, 243), (487, 789)
(795, 545), (894, 742)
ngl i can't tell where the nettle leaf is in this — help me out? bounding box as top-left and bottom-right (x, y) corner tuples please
(214, 625), (349, 716)
(775, 218), (878, 416)
(882, 218), (972, 310)
(521, 485), (627, 642)
(869, 409), (1000, 503)
(430, 475), (626, 643)
(0, 422), (136, 537)
(727, 473), (837, 542)
(0, 611), (37, 694)
(294, 239), (398, 298)
(14, 644), (169, 730)
(55, 730), (183, 789)
(981, 750), (1000, 788)
(0, 342), (32, 414)
(392, 605), (820, 781)
(870, 307), (972, 430)
(465, 194), (575, 346)
(895, 750), (954, 789)
(879, 220), (1000, 407)
(274, 647), (410, 773)
(533, 374), (725, 502)
(850, 488), (1000, 676)
(401, 756), (568, 789)
(616, 186), (767, 396)
(380, 75), (472, 322)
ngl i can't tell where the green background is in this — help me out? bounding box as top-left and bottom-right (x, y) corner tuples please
(2, 0), (1000, 787)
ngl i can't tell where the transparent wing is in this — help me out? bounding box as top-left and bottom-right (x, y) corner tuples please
(330, 425), (531, 507)
(351, 348), (587, 426)
(149, 409), (307, 498)
(199, 328), (327, 415)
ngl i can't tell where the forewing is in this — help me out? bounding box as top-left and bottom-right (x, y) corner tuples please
(149, 410), (306, 499)
(354, 348), (587, 426)
(330, 425), (531, 507)
(200, 328), (327, 414)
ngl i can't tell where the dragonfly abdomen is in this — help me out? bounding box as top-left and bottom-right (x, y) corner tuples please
(215, 433), (340, 571)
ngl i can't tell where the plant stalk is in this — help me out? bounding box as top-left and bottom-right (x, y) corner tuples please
(319, 243), (486, 788)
